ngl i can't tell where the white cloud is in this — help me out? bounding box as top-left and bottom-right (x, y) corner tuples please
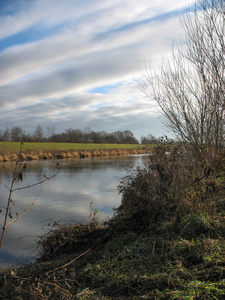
(0, 0), (194, 39)
(0, 0), (196, 139)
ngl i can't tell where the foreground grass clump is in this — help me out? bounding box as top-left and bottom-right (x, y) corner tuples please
(1, 229), (224, 299)
(0, 145), (225, 299)
(82, 234), (225, 299)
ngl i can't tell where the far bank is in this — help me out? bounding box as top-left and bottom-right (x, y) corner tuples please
(0, 142), (152, 162)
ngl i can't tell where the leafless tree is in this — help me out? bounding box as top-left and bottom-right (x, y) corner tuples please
(0, 142), (59, 250)
(33, 124), (44, 141)
(46, 126), (56, 141)
(10, 126), (25, 142)
(141, 0), (225, 163)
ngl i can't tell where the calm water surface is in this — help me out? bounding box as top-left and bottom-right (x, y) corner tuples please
(0, 155), (147, 269)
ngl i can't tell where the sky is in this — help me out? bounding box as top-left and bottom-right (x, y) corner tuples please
(0, 0), (195, 141)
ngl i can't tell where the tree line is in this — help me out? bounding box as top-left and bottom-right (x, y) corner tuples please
(0, 125), (159, 144)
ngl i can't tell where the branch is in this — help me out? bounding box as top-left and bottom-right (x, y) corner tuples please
(0, 181), (11, 191)
(6, 182), (44, 227)
(0, 164), (14, 174)
(12, 169), (60, 192)
(45, 248), (91, 275)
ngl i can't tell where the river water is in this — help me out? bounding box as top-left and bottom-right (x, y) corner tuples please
(0, 155), (147, 269)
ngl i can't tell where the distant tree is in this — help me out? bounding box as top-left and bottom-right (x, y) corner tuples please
(123, 130), (139, 144)
(83, 127), (91, 134)
(0, 129), (3, 141)
(46, 126), (56, 142)
(33, 125), (44, 141)
(10, 127), (25, 142)
(3, 126), (140, 144)
(82, 127), (92, 143)
(105, 132), (117, 143)
(2, 128), (11, 141)
(52, 132), (66, 143)
(90, 131), (103, 143)
(65, 128), (83, 143)
(65, 128), (74, 143)
(22, 133), (34, 142)
(113, 131), (124, 143)
(98, 131), (108, 143)
(141, 134), (158, 144)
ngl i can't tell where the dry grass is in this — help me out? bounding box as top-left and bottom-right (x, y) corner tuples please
(0, 142), (152, 161)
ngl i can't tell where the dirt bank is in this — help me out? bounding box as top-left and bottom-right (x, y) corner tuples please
(0, 148), (151, 162)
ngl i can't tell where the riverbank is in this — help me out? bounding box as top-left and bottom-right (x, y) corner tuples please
(1, 210), (225, 299)
(0, 145), (151, 162)
(0, 142), (151, 162)
(0, 145), (224, 299)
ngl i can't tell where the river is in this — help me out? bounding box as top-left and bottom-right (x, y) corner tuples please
(0, 155), (147, 269)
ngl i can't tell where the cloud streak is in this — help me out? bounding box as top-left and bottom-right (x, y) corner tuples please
(0, 0), (195, 139)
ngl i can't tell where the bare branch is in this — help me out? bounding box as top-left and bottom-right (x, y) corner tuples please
(0, 164), (14, 174)
(6, 183), (44, 227)
(0, 140), (59, 250)
(12, 169), (60, 192)
(140, 0), (225, 163)
(0, 181), (11, 191)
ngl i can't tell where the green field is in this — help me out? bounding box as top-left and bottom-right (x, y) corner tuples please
(0, 142), (146, 153)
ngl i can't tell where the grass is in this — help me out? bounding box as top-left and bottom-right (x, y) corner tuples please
(0, 142), (146, 153)
(1, 224), (224, 299)
(80, 233), (225, 299)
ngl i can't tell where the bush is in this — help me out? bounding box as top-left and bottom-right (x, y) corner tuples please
(113, 145), (225, 234)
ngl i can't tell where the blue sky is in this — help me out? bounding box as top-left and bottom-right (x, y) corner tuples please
(0, 0), (195, 140)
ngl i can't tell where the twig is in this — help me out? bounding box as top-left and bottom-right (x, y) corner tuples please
(0, 181), (11, 191)
(19, 287), (48, 300)
(0, 140), (60, 250)
(45, 248), (91, 275)
(0, 162), (18, 249)
(6, 183), (44, 227)
(12, 274), (73, 297)
(12, 169), (60, 192)
(0, 164), (14, 174)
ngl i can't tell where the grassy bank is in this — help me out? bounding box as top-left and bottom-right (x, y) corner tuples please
(0, 145), (224, 299)
(1, 221), (224, 299)
(0, 142), (151, 162)
(0, 142), (147, 152)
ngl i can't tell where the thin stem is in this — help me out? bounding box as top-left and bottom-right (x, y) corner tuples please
(6, 183), (44, 228)
(0, 161), (18, 249)
(12, 169), (60, 192)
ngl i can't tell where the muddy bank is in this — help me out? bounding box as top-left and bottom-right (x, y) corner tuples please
(0, 148), (151, 162)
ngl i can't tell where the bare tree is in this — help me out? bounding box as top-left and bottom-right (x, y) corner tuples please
(46, 126), (56, 141)
(0, 142), (59, 250)
(3, 128), (11, 141)
(141, 134), (158, 144)
(33, 125), (44, 141)
(141, 0), (225, 163)
(10, 126), (25, 142)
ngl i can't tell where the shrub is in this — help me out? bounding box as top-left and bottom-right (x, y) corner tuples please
(114, 145), (225, 234)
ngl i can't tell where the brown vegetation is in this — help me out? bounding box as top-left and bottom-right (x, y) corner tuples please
(0, 148), (151, 162)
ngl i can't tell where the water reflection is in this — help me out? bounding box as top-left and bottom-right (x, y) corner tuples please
(0, 155), (147, 269)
